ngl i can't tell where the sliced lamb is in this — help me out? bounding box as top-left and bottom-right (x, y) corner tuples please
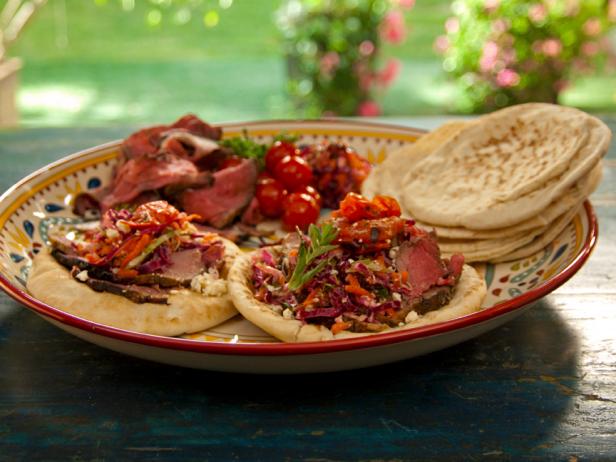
(121, 114), (221, 162)
(160, 131), (220, 162)
(70, 267), (169, 304)
(101, 153), (212, 211)
(179, 158), (258, 228)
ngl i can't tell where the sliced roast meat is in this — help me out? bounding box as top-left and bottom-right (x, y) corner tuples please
(121, 114), (222, 162)
(160, 248), (204, 283)
(52, 249), (117, 281)
(101, 153), (212, 210)
(160, 131), (220, 162)
(240, 196), (262, 226)
(70, 267), (169, 304)
(179, 158), (258, 228)
(395, 233), (448, 297)
(171, 114), (222, 141)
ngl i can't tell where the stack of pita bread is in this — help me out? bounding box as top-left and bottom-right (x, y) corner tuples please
(362, 103), (611, 262)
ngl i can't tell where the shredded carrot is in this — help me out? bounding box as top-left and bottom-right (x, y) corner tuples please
(345, 274), (370, 296)
(331, 321), (352, 335)
(116, 268), (138, 279)
(401, 270), (408, 284)
(300, 289), (319, 307)
(376, 253), (385, 268)
(391, 272), (400, 284)
(119, 234), (152, 268)
(289, 248), (298, 258)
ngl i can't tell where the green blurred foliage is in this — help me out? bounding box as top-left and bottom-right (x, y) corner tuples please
(439, 0), (616, 113)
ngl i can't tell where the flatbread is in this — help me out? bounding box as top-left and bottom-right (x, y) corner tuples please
(402, 104), (611, 229)
(361, 121), (469, 203)
(414, 161), (602, 240)
(490, 200), (586, 263)
(228, 251), (487, 343)
(27, 239), (241, 336)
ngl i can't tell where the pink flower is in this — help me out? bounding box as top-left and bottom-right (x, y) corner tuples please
(445, 17), (459, 34)
(480, 41), (499, 72)
(359, 40), (375, 56)
(357, 101), (381, 117)
(492, 19), (508, 33)
(553, 80), (570, 92)
(484, 0), (499, 12)
(380, 10), (406, 44)
(396, 0), (415, 9)
(528, 4), (547, 23)
(609, 0), (616, 22)
(320, 51), (340, 76)
(581, 41), (600, 56)
(378, 58), (401, 86)
(434, 35), (450, 54)
(583, 18), (602, 36)
(496, 68), (520, 87)
(542, 39), (563, 57)
(355, 62), (374, 91)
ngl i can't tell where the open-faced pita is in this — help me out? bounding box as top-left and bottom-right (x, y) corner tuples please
(27, 239), (241, 336)
(402, 104), (611, 229)
(228, 251), (486, 343)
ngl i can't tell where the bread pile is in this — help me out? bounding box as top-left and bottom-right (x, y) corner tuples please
(362, 103), (611, 262)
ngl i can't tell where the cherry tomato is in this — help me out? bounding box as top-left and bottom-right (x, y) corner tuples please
(255, 178), (286, 218)
(218, 155), (243, 170)
(282, 193), (321, 231)
(274, 155), (314, 191)
(257, 171), (274, 184)
(294, 185), (322, 207)
(265, 141), (298, 173)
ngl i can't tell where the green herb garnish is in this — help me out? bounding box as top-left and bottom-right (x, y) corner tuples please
(287, 223), (339, 291)
(220, 130), (267, 167)
(272, 132), (300, 144)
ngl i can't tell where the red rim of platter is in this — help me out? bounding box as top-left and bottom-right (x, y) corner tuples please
(0, 120), (599, 357)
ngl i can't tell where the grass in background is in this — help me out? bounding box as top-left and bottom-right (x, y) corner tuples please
(9, 0), (616, 127)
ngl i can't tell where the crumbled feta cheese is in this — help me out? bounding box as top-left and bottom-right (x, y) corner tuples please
(282, 309), (294, 319)
(75, 270), (89, 282)
(116, 220), (130, 233)
(348, 258), (354, 264)
(405, 311), (419, 323)
(398, 322), (405, 327)
(272, 305), (283, 314)
(388, 246), (399, 260)
(392, 292), (402, 302)
(190, 272), (227, 297)
(105, 228), (120, 239)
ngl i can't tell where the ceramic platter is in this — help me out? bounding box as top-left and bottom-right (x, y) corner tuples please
(0, 120), (598, 374)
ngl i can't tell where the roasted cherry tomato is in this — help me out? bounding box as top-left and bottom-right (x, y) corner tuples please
(332, 192), (401, 223)
(265, 141), (298, 173)
(282, 192), (320, 231)
(294, 185), (322, 207)
(274, 155), (314, 191)
(218, 155), (243, 170)
(255, 178), (286, 218)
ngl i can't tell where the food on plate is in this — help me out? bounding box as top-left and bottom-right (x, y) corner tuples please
(75, 115), (372, 237)
(228, 193), (487, 342)
(362, 103), (610, 262)
(27, 201), (240, 336)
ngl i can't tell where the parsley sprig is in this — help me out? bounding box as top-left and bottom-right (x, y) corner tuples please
(220, 130), (267, 167)
(287, 223), (339, 291)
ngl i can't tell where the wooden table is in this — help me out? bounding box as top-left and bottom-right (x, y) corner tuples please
(1, 119), (614, 461)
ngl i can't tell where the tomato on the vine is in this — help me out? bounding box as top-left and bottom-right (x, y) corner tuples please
(255, 178), (286, 218)
(265, 141), (298, 173)
(274, 155), (313, 191)
(282, 193), (320, 231)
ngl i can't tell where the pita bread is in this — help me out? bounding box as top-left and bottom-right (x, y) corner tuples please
(490, 200), (586, 263)
(27, 239), (241, 336)
(415, 161), (603, 240)
(361, 121), (469, 202)
(402, 104), (610, 229)
(228, 251), (487, 343)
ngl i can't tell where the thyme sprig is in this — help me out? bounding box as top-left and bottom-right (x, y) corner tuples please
(287, 223), (339, 292)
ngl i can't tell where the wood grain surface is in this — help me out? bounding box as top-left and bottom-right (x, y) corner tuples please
(0, 118), (614, 461)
